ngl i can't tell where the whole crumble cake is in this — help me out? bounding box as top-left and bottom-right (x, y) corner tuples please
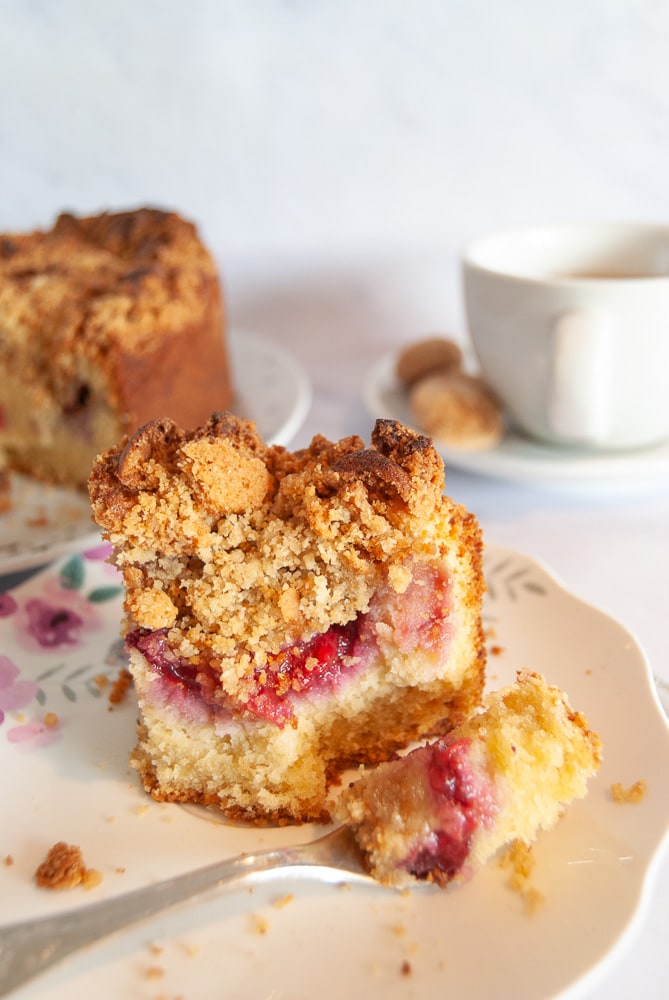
(335, 671), (602, 887)
(0, 207), (231, 490)
(89, 413), (486, 824)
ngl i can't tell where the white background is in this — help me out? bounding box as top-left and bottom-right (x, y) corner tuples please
(1, 3), (669, 998)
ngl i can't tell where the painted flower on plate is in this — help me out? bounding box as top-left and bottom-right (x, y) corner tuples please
(7, 715), (61, 750)
(15, 578), (102, 653)
(0, 655), (38, 724)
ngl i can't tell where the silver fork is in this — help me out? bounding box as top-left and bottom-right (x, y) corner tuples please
(0, 825), (374, 997)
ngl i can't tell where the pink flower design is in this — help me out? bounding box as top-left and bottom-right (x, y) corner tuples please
(83, 542), (121, 582)
(15, 579), (101, 653)
(7, 716), (61, 750)
(24, 598), (84, 648)
(0, 655), (39, 724)
(83, 542), (113, 561)
(0, 594), (18, 618)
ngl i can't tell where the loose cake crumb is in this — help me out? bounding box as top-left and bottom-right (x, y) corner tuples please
(108, 667), (132, 706)
(610, 780), (647, 804)
(4, 854), (14, 866)
(144, 965), (165, 980)
(26, 512), (49, 528)
(250, 914), (269, 935)
(499, 839), (535, 882)
(34, 842), (102, 891)
(489, 645), (504, 656)
(43, 711), (59, 728)
(400, 959), (412, 976)
(82, 868), (104, 890)
(498, 840), (545, 913)
(271, 893), (294, 909)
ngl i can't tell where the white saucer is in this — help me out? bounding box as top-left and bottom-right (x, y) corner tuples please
(0, 330), (311, 574)
(229, 327), (311, 447)
(364, 353), (669, 487)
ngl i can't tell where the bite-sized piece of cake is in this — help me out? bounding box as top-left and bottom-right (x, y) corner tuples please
(335, 671), (602, 887)
(0, 208), (231, 489)
(88, 414), (486, 824)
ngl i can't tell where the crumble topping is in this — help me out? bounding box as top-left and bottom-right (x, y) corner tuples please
(90, 414), (479, 701)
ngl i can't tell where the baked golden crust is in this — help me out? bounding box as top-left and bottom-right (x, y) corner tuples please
(0, 208), (231, 487)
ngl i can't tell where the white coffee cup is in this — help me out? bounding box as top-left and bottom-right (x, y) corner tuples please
(462, 222), (669, 451)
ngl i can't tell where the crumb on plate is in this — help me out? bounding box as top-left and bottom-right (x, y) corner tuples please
(108, 667), (133, 706)
(610, 780), (647, 804)
(34, 841), (103, 890)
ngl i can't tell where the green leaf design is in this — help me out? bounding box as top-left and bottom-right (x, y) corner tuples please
(87, 586), (124, 603)
(60, 555), (85, 591)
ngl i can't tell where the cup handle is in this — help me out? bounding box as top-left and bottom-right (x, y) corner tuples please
(547, 310), (612, 443)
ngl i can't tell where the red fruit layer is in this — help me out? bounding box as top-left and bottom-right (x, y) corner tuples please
(127, 564), (452, 728)
(402, 738), (497, 881)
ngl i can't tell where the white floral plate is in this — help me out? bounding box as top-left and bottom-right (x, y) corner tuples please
(0, 546), (668, 1000)
(364, 352), (669, 487)
(0, 330), (311, 575)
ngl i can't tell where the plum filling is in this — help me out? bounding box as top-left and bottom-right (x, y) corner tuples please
(127, 617), (372, 726)
(402, 739), (497, 881)
(126, 564), (453, 727)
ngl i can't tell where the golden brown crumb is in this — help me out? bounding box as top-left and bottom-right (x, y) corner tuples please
(498, 840), (545, 913)
(95, 673), (109, 689)
(271, 893), (295, 909)
(250, 914), (269, 935)
(400, 960), (412, 976)
(144, 965), (165, 979)
(35, 842), (87, 890)
(610, 780), (647, 803)
(108, 667), (132, 705)
(499, 839), (536, 882)
(3, 854), (13, 866)
(43, 711), (59, 728)
(82, 868), (104, 890)
(26, 513), (50, 528)
(489, 644), (504, 656)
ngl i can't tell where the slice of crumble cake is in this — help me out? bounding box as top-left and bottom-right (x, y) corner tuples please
(89, 414), (486, 824)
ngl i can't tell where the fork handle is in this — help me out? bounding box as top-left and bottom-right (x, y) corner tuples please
(0, 847), (296, 997)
